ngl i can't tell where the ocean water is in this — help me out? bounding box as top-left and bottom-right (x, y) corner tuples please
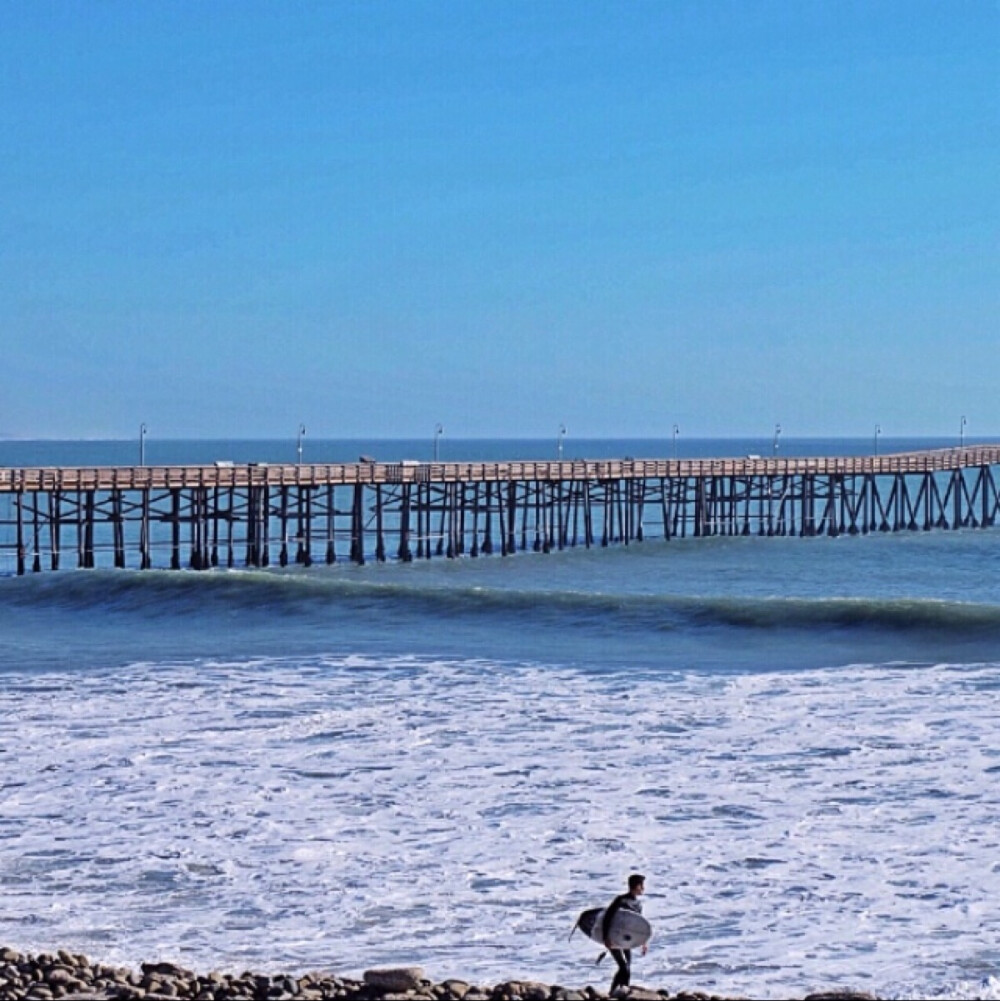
(1, 439), (999, 1001)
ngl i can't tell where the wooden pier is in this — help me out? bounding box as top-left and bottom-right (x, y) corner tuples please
(2, 447), (999, 574)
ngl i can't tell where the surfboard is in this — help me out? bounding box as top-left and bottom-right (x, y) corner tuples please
(574, 906), (652, 949)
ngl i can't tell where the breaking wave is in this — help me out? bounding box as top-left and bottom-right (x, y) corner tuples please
(3, 567), (1000, 637)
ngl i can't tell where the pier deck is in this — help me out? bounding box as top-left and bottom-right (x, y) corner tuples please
(3, 446), (999, 493)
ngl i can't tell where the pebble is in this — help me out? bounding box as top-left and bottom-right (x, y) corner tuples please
(0, 947), (879, 1001)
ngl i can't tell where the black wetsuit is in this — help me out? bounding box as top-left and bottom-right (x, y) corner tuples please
(602, 892), (642, 992)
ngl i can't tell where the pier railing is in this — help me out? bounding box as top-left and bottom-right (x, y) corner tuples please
(3, 446), (999, 493)
(1, 447), (999, 573)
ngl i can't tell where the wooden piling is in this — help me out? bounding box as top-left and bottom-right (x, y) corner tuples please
(49, 490), (61, 570)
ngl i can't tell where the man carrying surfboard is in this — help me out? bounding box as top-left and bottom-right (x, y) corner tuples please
(602, 873), (647, 994)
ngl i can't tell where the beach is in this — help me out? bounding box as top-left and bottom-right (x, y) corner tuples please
(5, 0), (997, 991)
(0, 948), (880, 1001)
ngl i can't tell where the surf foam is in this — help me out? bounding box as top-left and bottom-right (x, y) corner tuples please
(1, 655), (998, 1000)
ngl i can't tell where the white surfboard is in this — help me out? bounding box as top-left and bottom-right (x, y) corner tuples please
(575, 906), (651, 949)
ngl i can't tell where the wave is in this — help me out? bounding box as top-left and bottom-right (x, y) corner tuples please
(3, 566), (1000, 638)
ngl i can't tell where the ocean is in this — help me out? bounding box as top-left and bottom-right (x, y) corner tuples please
(1, 438), (998, 1000)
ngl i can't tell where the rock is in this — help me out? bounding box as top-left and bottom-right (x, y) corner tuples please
(270, 974), (300, 997)
(142, 962), (191, 980)
(364, 968), (426, 993)
(803, 993), (876, 1001)
(45, 969), (82, 990)
(493, 982), (551, 1001)
(441, 980), (472, 999)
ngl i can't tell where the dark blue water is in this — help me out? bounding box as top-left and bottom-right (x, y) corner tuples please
(2, 437), (999, 676)
(0, 434), (979, 467)
(2, 439), (999, 998)
(3, 529), (1000, 677)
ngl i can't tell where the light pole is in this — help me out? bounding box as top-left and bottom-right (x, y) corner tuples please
(960, 415), (967, 448)
(139, 423), (147, 466)
(672, 424), (679, 460)
(875, 424), (881, 456)
(557, 424), (566, 460)
(434, 423), (444, 462)
(297, 424), (306, 464)
(772, 422), (781, 456)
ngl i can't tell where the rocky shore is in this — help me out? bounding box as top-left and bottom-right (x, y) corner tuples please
(0, 949), (877, 1001)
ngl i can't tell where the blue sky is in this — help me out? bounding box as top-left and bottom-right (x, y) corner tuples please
(2, 1), (997, 440)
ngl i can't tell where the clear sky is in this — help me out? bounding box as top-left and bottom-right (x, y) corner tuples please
(2, 1), (997, 440)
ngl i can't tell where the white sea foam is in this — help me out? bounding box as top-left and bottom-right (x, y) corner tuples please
(2, 656), (999, 1000)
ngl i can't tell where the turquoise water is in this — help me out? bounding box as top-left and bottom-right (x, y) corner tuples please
(1, 439), (998, 999)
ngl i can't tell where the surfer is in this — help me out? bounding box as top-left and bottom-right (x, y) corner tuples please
(603, 873), (646, 993)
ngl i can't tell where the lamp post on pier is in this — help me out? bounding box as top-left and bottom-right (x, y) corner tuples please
(434, 423), (444, 462)
(875, 424), (881, 456)
(139, 423), (147, 467)
(672, 424), (679, 460)
(960, 416), (967, 448)
(557, 424), (566, 460)
(772, 423), (781, 456)
(297, 424), (306, 464)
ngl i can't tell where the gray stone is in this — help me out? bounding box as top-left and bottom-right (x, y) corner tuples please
(493, 982), (551, 1001)
(803, 993), (876, 1001)
(46, 969), (81, 988)
(364, 968), (426, 993)
(142, 963), (189, 980)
